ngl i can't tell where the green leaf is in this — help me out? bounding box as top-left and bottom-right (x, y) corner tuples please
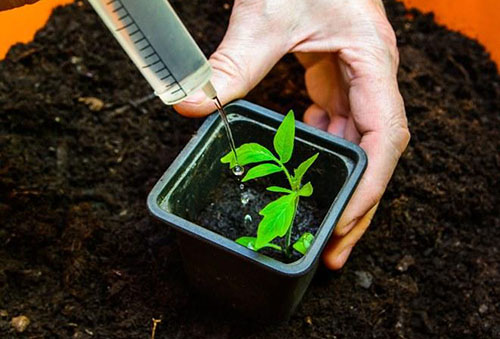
(220, 150), (237, 168)
(242, 163), (282, 182)
(293, 232), (315, 255)
(273, 110), (295, 164)
(255, 193), (297, 249)
(221, 143), (276, 169)
(293, 153), (319, 186)
(236, 236), (282, 251)
(298, 182), (313, 197)
(236, 236), (256, 249)
(267, 186), (293, 194)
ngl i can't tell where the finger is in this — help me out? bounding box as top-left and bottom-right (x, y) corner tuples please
(304, 103), (350, 140)
(303, 104), (329, 131)
(298, 53), (350, 118)
(323, 204), (378, 270)
(343, 116), (361, 144)
(334, 127), (405, 237)
(326, 114), (347, 137)
(174, 12), (286, 117)
(295, 52), (328, 69)
(334, 50), (409, 236)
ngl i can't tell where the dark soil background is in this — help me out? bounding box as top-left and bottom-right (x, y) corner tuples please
(1, 0), (499, 337)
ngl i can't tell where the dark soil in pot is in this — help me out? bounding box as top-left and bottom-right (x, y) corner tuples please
(0, 0), (499, 338)
(195, 172), (324, 263)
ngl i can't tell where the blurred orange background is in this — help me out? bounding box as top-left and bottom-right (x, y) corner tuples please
(0, 0), (499, 66)
(403, 0), (500, 65)
(0, 0), (73, 58)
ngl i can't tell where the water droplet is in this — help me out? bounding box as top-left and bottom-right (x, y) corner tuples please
(239, 184), (245, 190)
(241, 192), (250, 205)
(232, 165), (244, 177)
(244, 214), (253, 225)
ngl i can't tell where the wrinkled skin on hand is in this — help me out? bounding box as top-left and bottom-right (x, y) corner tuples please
(0, 0), (39, 11)
(175, 0), (410, 270)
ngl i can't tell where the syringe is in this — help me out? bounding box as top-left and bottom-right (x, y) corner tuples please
(88, 0), (217, 104)
(88, 0), (243, 172)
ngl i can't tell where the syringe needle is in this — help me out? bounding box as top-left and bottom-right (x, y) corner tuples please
(203, 81), (244, 176)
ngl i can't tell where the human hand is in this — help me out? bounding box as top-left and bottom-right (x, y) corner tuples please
(175, 0), (410, 269)
(0, 0), (39, 11)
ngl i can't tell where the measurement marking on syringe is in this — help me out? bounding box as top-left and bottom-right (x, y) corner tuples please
(143, 59), (162, 68)
(117, 13), (129, 21)
(108, 0), (187, 98)
(129, 29), (141, 36)
(116, 22), (134, 31)
(133, 37), (146, 44)
(144, 52), (156, 59)
(112, 5), (123, 13)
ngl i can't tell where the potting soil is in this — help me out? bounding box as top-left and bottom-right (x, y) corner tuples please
(195, 173), (325, 263)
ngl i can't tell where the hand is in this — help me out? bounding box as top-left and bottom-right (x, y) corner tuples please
(175, 0), (410, 269)
(0, 0), (39, 11)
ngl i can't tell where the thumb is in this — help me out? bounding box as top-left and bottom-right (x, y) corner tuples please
(174, 12), (286, 117)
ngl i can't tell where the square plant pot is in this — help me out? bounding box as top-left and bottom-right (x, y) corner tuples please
(147, 100), (367, 323)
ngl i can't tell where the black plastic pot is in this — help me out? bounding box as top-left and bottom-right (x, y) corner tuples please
(147, 100), (366, 323)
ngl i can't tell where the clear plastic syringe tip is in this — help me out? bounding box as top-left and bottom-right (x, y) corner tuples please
(202, 81), (217, 100)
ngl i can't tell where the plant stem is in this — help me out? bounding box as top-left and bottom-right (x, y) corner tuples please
(275, 160), (295, 189)
(284, 195), (300, 258)
(272, 157), (301, 258)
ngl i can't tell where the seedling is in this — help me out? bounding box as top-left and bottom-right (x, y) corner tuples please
(221, 110), (318, 258)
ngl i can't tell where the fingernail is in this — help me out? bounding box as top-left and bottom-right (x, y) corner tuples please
(337, 247), (353, 266)
(183, 90), (207, 104)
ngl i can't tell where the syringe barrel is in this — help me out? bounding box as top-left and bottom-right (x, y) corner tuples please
(88, 0), (212, 104)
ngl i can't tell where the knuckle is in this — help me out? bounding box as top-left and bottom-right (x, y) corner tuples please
(400, 126), (411, 148)
(376, 21), (398, 64)
(350, 21), (399, 72)
(369, 182), (386, 205)
(335, 223), (353, 237)
(390, 123), (411, 156)
(388, 119), (411, 155)
(395, 107), (411, 150)
(384, 93), (410, 155)
(358, 6), (398, 66)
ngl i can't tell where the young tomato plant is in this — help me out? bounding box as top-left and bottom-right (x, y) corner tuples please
(221, 110), (318, 258)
